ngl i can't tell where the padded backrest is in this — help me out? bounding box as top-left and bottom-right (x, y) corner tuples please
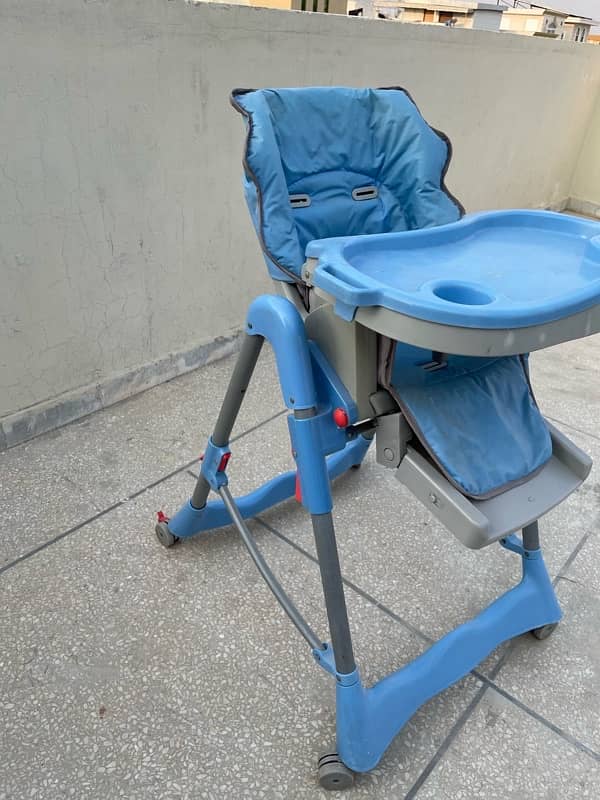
(231, 87), (464, 282)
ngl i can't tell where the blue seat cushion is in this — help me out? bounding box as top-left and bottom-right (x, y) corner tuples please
(231, 87), (463, 282)
(386, 344), (552, 499)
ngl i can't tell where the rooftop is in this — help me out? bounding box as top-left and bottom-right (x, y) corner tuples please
(504, 6), (570, 17)
(2, 302), (600, 797)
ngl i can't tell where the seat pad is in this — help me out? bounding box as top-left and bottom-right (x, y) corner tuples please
(383, 342), (552, 499)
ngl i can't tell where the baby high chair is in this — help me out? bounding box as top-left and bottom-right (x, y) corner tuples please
(155, 87), (600, 789)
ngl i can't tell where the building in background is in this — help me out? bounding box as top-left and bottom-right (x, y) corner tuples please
(500, 5), (569, 37)
(348, 1), (504, 29)
(186, 0), (348, 12)
(290, 0), (348, 10)
(563, 15), (593, 42)
(186, 0), (600, 36)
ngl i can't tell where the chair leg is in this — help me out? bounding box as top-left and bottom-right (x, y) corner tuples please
(190, 332), (264, 510)
(522, 519), (540, 551)
(160, 294), (358, 686)
(311, 511), (356, 676)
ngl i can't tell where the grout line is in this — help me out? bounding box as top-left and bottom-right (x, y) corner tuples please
(128, 457), (202, 500)
(0, 410), (287, 577)
(553, 527), (596, 585)
(255, 517), (434, 646)
(545, 415), (600, 444)
(185, 410), (287, 481)
(230, 409), (287, 444)
(0, 501), (125, 577)
(258, 515), (600, 793)
(259, 515), (496, 798)
(0, 449), (206, 576)
(474, 674), (600, 763)
(403, 685), (489, 800)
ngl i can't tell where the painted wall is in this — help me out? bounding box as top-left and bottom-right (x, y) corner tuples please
(1, 0), (599, 446)
(471, 9), (503, 32)
(571, 85), (600, 212)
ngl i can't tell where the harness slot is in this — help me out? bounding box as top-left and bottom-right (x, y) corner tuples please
(352, 185), (378, 201)
(290, 193), (311, 208)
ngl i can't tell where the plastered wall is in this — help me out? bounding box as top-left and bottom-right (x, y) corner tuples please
(1, 0), (599, 447)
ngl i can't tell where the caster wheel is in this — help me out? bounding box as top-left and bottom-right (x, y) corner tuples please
(318, 752), (354, 791)
(531, 622), (558, 640)
(155, 521), (179, 548)
(350, 463), (362, 471)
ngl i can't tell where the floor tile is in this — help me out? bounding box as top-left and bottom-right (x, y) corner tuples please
(530, 334), (600, 441)
(416, 687), (600, 800)
(492, 540), (600, 753)
(0, 473), (480, 799)
(0, 347), (282, 567)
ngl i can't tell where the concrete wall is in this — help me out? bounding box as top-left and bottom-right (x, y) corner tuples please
(570, 85), (600, 214)
(1, 0), (600, 448)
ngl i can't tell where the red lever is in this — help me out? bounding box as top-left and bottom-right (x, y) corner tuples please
(218, 452), (231, 472)
(157, 510), (170, 524)
(333, 408), (349, 428)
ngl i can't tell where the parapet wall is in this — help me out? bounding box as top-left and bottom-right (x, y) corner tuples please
(1, 0), (599, 447)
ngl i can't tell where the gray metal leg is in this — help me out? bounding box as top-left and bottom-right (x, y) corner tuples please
(191, 333), (264, 509)
(191, 475), (212, 511)
(522, 520), (540, 551)
(311, 512), (356, 675)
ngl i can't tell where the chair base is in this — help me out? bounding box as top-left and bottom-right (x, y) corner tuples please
(165, 435), (370, 540)
(313, 536), (561, 774)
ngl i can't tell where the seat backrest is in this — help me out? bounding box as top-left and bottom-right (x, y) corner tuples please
(231, 87), (464, 282)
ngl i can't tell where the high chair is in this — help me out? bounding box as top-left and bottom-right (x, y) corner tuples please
(155, 87), (600, 789)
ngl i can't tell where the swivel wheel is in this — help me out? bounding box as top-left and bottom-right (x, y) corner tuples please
(155, 521), (179, 548)
(531, 622), (558, 641)
(318, 752), (354, 791)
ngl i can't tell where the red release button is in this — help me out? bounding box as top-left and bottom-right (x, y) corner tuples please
(333, 408), (349, 428)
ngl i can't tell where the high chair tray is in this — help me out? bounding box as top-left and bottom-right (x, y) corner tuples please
(305, 210), (600, 356)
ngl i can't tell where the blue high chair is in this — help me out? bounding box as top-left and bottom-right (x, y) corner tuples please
(156, 87), (600, 789)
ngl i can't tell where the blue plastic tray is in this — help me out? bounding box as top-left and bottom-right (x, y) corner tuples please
(306, 210), (600, 329)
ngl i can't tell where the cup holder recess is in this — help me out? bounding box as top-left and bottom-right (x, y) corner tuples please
(431, 281), (494, 306)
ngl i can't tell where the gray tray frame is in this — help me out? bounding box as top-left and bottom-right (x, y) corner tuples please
(304, 258), (600, 357)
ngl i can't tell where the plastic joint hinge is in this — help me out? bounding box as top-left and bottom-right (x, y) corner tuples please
(312, 643), (359, 686)
(500, 533), (541, 560)
(200, 437), (232, 490)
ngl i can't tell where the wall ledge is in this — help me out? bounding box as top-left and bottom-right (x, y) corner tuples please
(567, 196), (600, 219)
(0, 329), (242, 451)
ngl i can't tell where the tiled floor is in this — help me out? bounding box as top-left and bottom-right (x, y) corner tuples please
(1, 337), (599, 799)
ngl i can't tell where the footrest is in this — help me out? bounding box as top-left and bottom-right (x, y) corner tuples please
(396, 421), (592, 549)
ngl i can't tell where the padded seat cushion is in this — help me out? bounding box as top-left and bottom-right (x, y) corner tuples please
(231, 87), (463, 281)
(385, 343), (552, 499)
